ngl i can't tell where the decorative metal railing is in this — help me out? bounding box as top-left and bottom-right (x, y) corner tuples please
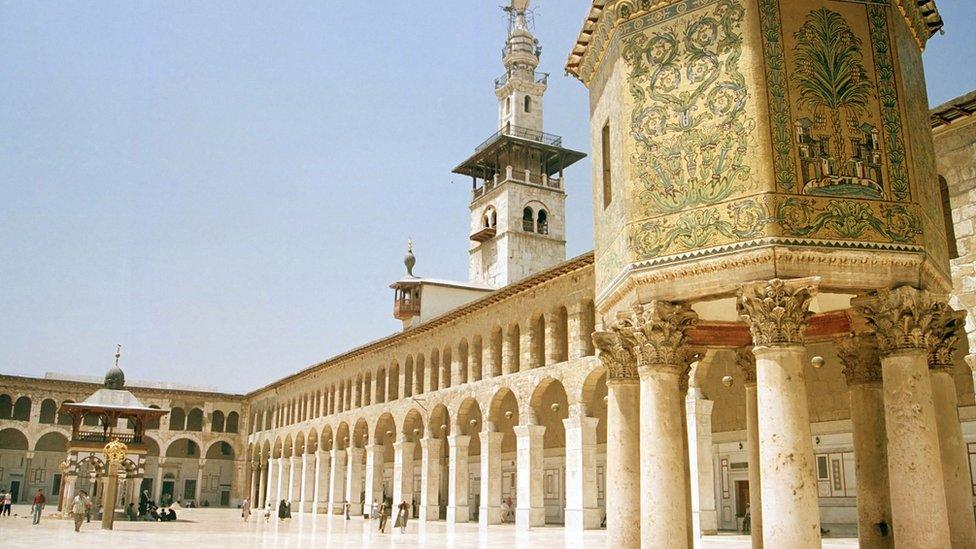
(494, 70), (548, 89)
(74, 431), (142, 444)
(475, 124), (562, 153)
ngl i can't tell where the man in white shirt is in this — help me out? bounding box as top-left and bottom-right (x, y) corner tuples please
(71, 491), (91, 532)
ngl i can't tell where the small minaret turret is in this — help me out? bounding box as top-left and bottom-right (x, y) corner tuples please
(452, 0), (585, 288)
(497, 1), (545, 132)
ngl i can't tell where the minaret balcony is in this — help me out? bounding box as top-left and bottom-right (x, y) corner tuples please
(472, 166), (562, 200)
(494, 70), (548, 89)
(393, 298), (421, 321)
(475, 123), (562, 153)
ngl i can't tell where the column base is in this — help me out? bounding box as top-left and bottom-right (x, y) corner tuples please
(480, 506), (501, 526)
(447, 505), (470, 524)
(516, 507), (545, 530)
(315, 502), (330, 514)
(348, 502), (363, 516)
(419, 505), (438, 522)
(564, 507), (602, 532)
(697, 509), (718, 535)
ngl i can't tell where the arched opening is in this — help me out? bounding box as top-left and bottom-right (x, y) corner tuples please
(39, 399), (57, 424)
(457, 397), (484, 522)
(376, 369), (387, 404)
(530, 378), (569, 525)
(941, 175), (959, 260)
(57, 400), (75, 426)
(458, 339), (469, 385)
(507, 323), (521, 374)
(364, 372), (373, 406)
(554, 306), (569, 363)
(389, 361), (400, 401)
(580, 367), (609, 523)
(487, 388), (519, 522)
(226, 412), (239, 433)
(373, 413), (397, 506)
(164, 437), (204, 506)
(524, 95), (531, 113)
(530, 314), (546, 368)
(536, 209), (548, 235)
(0, 428), (29, 502)
(414, 354), (426, 396)
(211, 410), (225, 433)
(442, 346), (453, 389)
(169, 408), (186, 431)
(12, 396), (31, 421)
(471, 335), (484, 382)
(186, 408), (204, 432)
(355, 375), (364, 408)
(429, 349), (441, 392)
(522, 207), (535, 232)
(0, 395), (12, 419)
(404, 357), (414, 398)
(427, 404), (451, 521)
(581, 300), (596, 356)
(401, 409), (426, 516)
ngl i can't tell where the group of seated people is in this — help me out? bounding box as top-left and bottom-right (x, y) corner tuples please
(137, 490), (178, 522)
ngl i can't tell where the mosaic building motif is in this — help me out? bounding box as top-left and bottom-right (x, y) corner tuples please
(791, 8), (881, 199)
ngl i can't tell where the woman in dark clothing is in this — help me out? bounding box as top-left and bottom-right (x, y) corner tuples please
(277, 499), (288, 521)
(394, 500), (409, 533)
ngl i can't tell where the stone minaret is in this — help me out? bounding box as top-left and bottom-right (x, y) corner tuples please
(453, 0), (585, 288)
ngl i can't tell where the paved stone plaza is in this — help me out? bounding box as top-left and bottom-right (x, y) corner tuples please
(0, 506), (858, 548)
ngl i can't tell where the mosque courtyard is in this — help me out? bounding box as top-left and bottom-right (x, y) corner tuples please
(3, 506), (859, 548)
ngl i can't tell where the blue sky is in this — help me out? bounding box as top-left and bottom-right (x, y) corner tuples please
(2, 1), (974, 393)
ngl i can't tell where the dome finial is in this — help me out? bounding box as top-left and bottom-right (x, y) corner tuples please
(404, 239), (416, 277)
(105, 344), (125, 390)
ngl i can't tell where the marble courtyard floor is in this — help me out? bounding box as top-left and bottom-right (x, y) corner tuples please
(1, 505), (859, 548)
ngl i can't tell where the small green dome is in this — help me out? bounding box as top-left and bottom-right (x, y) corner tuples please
(104, 366), (125, 390)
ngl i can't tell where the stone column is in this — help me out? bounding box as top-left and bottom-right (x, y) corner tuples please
(503, 327), (519, 374)
(593, 329), (641, 549)
(447, 434), (471, 523)
(392, 438), (415, 508)
(735, 349), (762, 549)
(310, 451), (321, 513)
(480, 424), (504, 526)
(854, 286), (952, 547)
(256, 464), (266, 509)
(302, 453), (314, 512)
(680, 377), (693, 549)
(363, 444), (384, 516)
(568, 304), (587, 360)
(328, 449), (346, 514)
(836, 335), (892, 549)
(545, 315), (560, 365)
(520, 324), (534, 372)
(154, 458), (166, 504)
(514, 423), (545, 530)
(290, 456), (302, 507)
(276, 457), (287, 504)
(346, 447), (364, 515)
(315, 450), (330, 513)
(195, 459), (205, 504)
(250, 464), (260, 505)
(563, 405), (600, 532)
(625, 300), (698, 549)
(739, 278), (821, 549)
(419, 437), (442, 522)
(929, 310), (976, 549)
(686, 387), (717, 541)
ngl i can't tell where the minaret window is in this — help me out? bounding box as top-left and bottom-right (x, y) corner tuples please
(537, 209), (548, 235)
(522, 207), (535, 231)
(524, 95), (531, 113)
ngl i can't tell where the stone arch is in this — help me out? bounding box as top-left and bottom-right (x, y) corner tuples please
(12, 396), (31, 421)
(414, 353), (426, 395)
(206, 439), (236, 460)
(404, 355), (414, 398)
(429, 403), (451, 440)
(186, 408), (204, 431)
(487, 387), (519, 453)
(165, 437), (202, 459)
(376, 368), (387, 404)
(57, 400), (74, 425)
(226, 411), (239, 433)
(388, 360), (400, 401)
(320, 425), (334, 452)
(272, 436), (284, 459)
(307, 427), (319, 453)
(169, 407), (187, 431)
(441, 345), (453, 389)
(429, 348), (441, 392)
(490, 325), (504, 377)
(335, 422), (351, 451)
(553, 305), (569, 363)
(353, 418), (369, 448)
(507, 322), (521, 373)
(402, 408), (425, 461)
(530, 312), (546, 369)
(458, 339), (469, 385)
(529, 377), (569, 446)
(33, 430), (68, 452)
(456, 397), (483, 460)
(364, 371), (373, 406)
(471, 335), (484, 382)
(39, 398), (57, 424)
(0, 394), (12, 419)
(293, 431), (306, 456)
(143, 435), (161, 457)
(355, 374), (364, 408)
(211, 410), (226, 432)
(374, 413), (396, 446)
(282, 434), (295, 458)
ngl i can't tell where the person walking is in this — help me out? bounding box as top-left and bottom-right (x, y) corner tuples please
(71, 491), (90, 532)
(0, 491), (5, 517)
(3, 490), (12, 516)
(277, 499), (288, 521)
(377, 501), (389, 533)
(343, 499), (350, 520)
(31, 489), (46, 525)
(394, 500), (409, 533)
(241, 498), (251, 522)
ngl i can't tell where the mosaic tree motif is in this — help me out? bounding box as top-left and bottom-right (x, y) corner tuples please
(791, 8), (881, 199)
(623, 0), (753, 216)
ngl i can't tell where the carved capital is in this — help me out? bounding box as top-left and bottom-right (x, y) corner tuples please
(592, 330), (638, 384)
(734, 347), (757, 384)
(836, 334), (882, 386)
(929, 309), (966, 371)
(737, 277), (819, 346)
(852, 286), (951, 356)
(627, 300), (699, 375)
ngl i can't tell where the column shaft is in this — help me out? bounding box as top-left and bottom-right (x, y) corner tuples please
(564, 415), (600, 532)
(480, 429), (503, 526)
(419, 438), (442, 522)
(346, 447), (364, 515)
(328, 450), (347, 514)
(607, 381), (640, 549)
(932, 369), (976, 548)
(686, 392), (717, 539)
(363, 444), (383, 515)
(514, 424), (545, 530)
(849, 383), (892, 548)
(447, 435), (471, 523)
(745, 382), (763, 549)
(392, 440), (415, 508)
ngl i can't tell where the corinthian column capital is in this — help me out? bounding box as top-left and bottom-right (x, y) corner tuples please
(734, 347), (757, 384)
(836, 334), (882, 385)
(593, 329), (638, 384)
(737, 277), (819, 347)
(851, 286), (951, 357)
(929, 309), (966, 371)
(625, 300), (699, 375)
